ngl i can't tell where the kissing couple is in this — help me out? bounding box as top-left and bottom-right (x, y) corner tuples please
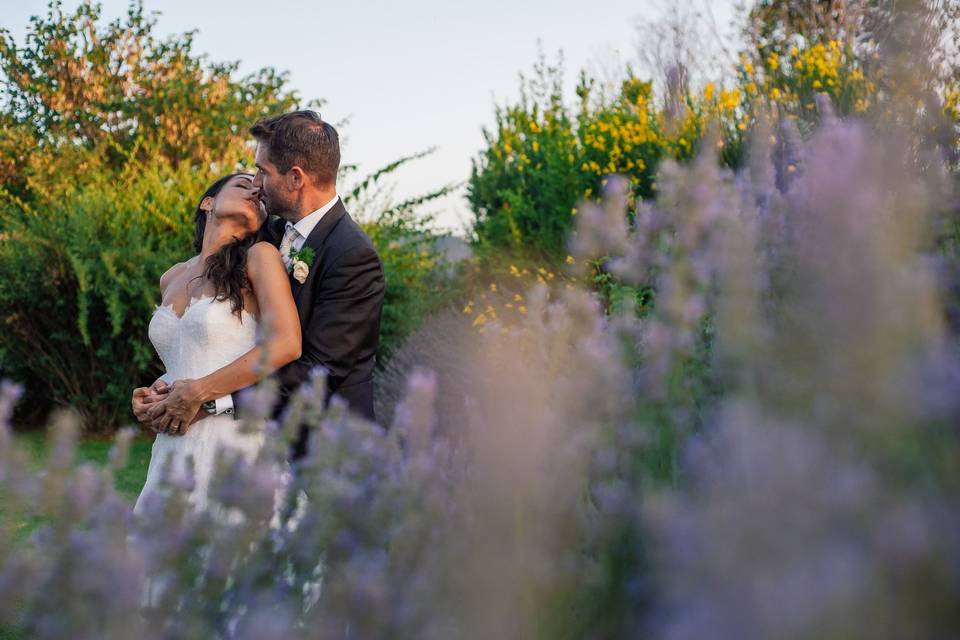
(130, 109), (385, 513)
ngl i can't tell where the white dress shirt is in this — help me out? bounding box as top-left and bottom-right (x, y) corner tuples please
(287, 194), (340, 252)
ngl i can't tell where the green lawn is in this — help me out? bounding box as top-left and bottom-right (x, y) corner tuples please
(3, 429), (154, 540)
(13, 429), (154, 499)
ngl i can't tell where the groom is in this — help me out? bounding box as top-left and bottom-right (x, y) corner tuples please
(133, 110), (385, 459)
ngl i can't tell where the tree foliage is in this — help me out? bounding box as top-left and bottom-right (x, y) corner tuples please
(0, 0), (299, 199)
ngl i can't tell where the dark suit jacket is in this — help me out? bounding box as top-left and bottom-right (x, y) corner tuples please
(259, 198), (385, 458)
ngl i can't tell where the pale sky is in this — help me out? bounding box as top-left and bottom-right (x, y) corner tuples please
(6, 1), (739, 233)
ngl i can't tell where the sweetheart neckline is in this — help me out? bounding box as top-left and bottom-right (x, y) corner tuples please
(155, 294), (256, 323)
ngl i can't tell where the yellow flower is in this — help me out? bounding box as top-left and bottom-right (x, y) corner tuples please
(767, 52), (780, 71)
(518, 305), (527, 315)
(472, 313), (487, 327)
(565, 255), (575, 265)
(770, 87), (781, 101)
(703, 82), (715, 103)
(509, 265), (520, 276)
(513, 293), (523, 302)
(463, 303), (473, 314)
(489, 282), (497, 293)
(746, 82), (758, 94)
(719, 89), (741, 111)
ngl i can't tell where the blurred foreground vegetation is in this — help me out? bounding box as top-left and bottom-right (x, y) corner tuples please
(0, 1), (959, 638)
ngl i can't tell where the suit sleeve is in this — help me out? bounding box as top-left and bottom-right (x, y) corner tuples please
(275, 244), (384, 394)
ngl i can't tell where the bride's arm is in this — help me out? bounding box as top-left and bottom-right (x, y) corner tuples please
(147, 243), (301, 433)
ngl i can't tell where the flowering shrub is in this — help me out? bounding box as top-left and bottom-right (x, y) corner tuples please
(469, 31), (960, 261)
(467, 56), (757, 260)
(739, 41), (876, 121)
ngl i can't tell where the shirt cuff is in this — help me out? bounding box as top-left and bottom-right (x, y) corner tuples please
(214, 395), (235, 417)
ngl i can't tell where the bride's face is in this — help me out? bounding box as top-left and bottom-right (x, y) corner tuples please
(211, 175), (267, 234)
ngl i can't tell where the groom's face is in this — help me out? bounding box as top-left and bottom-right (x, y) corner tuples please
(253, 142), (297, 219)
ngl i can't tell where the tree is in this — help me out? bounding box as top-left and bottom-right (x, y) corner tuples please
(0, 0), (299, 200)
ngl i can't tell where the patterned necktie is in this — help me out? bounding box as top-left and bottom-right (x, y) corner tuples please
(279, 222), (298, 271)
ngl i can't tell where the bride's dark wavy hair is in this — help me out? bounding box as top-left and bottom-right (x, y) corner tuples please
(193, 173), (263, 318)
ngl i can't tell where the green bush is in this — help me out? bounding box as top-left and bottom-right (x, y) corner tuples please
(363, 214), (456, 362)
(0, 153), (204, 429)
(344, 149), (462, 362)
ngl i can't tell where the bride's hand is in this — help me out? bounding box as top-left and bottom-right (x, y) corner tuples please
(132, 383), (169, 433)
(147, 379), (203, 435)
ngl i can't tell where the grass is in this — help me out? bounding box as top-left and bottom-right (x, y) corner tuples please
(12, 429), (154, 498)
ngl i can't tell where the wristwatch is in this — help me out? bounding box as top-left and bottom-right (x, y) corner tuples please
(202, 400), (235, 416)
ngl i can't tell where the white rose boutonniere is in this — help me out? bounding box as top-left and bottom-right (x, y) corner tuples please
(288, 246), (315, 285)
(292, 259), (309, 284)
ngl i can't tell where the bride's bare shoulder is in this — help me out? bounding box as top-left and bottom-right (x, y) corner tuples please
(246, 241), (283, 271)
(159, 258), (194, 295)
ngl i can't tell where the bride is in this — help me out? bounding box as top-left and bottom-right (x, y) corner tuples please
(131, 172), (301, 514)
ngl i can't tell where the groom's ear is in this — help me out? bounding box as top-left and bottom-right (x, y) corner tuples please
(288, 166), (307, 190)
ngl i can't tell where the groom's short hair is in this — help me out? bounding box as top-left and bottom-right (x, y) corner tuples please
(250, 110), (340, 186)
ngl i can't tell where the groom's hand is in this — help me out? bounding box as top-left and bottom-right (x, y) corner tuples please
(147, 379), (204, 435)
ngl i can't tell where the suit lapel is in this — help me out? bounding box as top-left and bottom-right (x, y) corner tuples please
(291, 198), (347, 306)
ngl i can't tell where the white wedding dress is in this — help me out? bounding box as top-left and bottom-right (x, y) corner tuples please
(132, 294), (321, 616)
(133, 295), (267, 516)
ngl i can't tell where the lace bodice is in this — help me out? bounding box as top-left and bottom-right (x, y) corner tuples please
(148, 295), (259, 380)
(135, 294), (266, 521)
